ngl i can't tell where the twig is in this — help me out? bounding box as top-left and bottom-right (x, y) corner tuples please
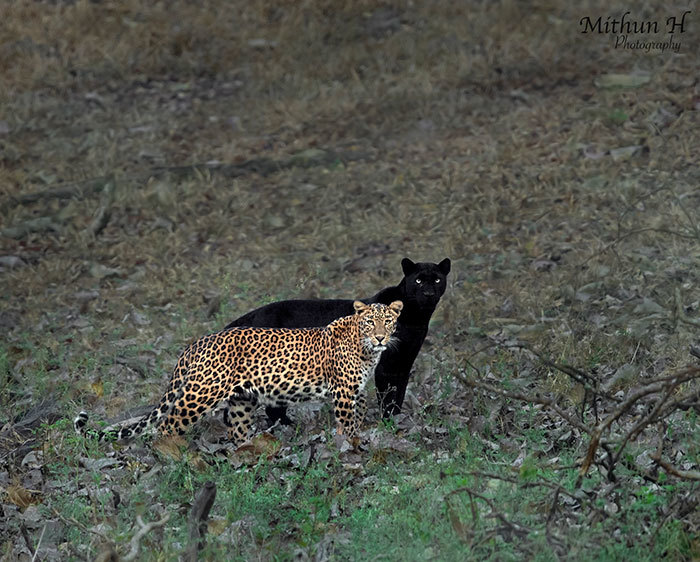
(123, 514), (171, 562)
(454, 370), (592, 435)
(545, 486), (560, 528)
(611, 383), (678, 470)
(650, 490), (700, 543)
(31, 524), (46, 562)
(20, 523), (35, 558)
(656, 387), (700, 415)
(447, 486), (532, 539)
(289, 445), (316, 500)
(183, 481), (217, 562)
(651, 455), (700, 481)
(579, 368), (700, 479)
(467, 471), (588, 508)
(507, 343), (603, 392)
(2, 149), (372, 212)
(675, 287), (700, 328)
(578, 227), (699, 268)
(1, 216), (61, 239)
(85, 175), (116, 238)
(2, 176), (110, 210)
(50, 507), (112, 542)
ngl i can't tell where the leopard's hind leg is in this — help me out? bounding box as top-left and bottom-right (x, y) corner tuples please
(221, 399), (255, 445)
(158, 375), (233, 437)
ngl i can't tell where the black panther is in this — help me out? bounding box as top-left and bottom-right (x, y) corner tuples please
(225, 257), (451, 424)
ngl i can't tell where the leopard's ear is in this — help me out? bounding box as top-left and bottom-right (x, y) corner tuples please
(389, 300), (403, 315)
(438, 258), (451, 275)
(353, 300), (368, 313)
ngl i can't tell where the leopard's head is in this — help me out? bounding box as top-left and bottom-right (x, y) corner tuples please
(353, 300), (403, 351)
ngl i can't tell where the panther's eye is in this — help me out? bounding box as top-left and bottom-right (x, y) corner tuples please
(435, 278), (441, 283)
(415, 279), (422, 284)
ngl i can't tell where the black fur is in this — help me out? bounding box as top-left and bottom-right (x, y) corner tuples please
(225, 257), (451, 423)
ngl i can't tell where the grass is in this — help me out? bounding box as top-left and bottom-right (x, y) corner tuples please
(2, 0), (699, 559)
(33, 409), (696, 560)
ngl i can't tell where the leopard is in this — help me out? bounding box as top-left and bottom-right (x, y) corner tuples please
(74, 300), (403, 446)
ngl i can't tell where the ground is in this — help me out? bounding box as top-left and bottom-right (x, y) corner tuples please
(1, 1), (699, 560)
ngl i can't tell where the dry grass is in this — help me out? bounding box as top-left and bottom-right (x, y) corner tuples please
(1, 0), (699, 558)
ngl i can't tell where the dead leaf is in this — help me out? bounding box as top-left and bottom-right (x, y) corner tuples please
(609, 145), (645, 161)
(207, 517), (229, 536)
(234, 432), (281, 462)
(80, 457), (122, 471)
(594, 73), (651, 89)
(446, 498), (472, 543)
(90, 379), (104, 398)
(153, 435), (188, 459)
(89, 263), (122, 279)
(6, 484), (38, 508)
(633, 298), (666, 315)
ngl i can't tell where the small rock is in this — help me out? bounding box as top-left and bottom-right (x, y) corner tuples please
(248, 38), (277, 49)
(89, 263), (122, 279)
(0, 255), (26, 269)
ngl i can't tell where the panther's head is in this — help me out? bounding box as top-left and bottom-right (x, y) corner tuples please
(353, 300), (403, 351)
(400, 257), (451, 310)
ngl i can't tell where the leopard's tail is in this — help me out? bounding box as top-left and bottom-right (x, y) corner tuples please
(73, 391), (177, 441)
(74, 347), (190, 441)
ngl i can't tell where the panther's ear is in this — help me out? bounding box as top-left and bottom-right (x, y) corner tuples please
(353, 301), (368, 313)
(389, 301), (403, 316)
(438, 258), (451, 275)
(401, 258), (417, 276)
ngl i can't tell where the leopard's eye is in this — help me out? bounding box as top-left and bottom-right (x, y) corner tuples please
(435, 278), (441, 283)
(415, 279), (422, 284)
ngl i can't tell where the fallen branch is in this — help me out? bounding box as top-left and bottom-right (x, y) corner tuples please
(85, 175), (116, 238)
(50, 507), (112, 543)
(454, 370), (591, 436)
(2, 148), (372, 212)
(675, 287), (700, 328)
(2, 177), (110, 210)
(578, 226), (700, 268)
(1, 216), (61, 239)
(609, 383), (678, 471)
(507, 343), (605, 394)
(651, 433), (700, 482)
(447, 486), (537, 542)
(580, 367), (700, 479)
(150, 148), (370, 180)
(183, 481), (217, 562)
(466, 470), (600, 514)
(457, 355), (699, 489)
(123, 514), (171, 562)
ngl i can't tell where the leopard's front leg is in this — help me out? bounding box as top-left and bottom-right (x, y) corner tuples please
(353, 392), (367, 435)
(332, 383), (362, 439)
